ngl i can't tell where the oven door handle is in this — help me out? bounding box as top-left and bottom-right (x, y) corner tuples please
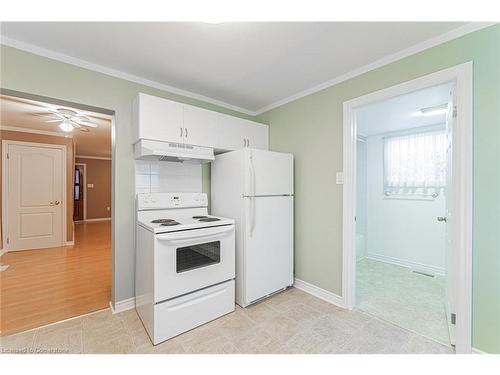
(155, 225), (234, 243)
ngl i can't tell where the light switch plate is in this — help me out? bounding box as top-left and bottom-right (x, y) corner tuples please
(336, 172), (344, 185)
(87, 183), (94, 188)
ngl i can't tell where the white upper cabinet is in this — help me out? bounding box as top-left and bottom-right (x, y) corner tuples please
(133, 93), (268, 151)
(183, 104), (219, 148)
(240, 118), (268, 150)
(217, 113), (248, 150)
(133, 93), (184, 143)
(217, 115), (269, 151)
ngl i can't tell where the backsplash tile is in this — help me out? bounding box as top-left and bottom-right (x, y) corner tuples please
(135, 160), (202, 194)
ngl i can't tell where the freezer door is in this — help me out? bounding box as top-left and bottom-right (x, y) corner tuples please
(244, 149), (293, 196)
(243, 195), (294, 305)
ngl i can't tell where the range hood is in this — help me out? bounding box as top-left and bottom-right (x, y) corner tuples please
(134, 139), (215, 163)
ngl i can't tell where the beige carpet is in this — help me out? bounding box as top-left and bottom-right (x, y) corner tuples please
(356, 258), (451, 346)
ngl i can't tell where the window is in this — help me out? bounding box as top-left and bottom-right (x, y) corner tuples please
(384, 129), (446, 194)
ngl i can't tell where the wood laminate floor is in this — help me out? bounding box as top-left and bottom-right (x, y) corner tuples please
(0, 222), (111, 336)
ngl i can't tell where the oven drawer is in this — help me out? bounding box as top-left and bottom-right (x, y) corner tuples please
(153, 280), (235, 345)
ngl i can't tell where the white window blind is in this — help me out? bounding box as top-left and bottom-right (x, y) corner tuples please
(384, 129), (446, 192)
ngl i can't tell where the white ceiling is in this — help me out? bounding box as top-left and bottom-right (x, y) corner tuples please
(0, 22), (470, 113)
(356, 82), (453, 137)
(0, 95), (112, 158)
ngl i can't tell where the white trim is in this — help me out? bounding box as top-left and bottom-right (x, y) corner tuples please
(2, 24), (494, 117)
(0, 249), (8, 257)
(65, 240), (75, 246)
(294, 278), (346, 309)
(0, 36), (255, 116)
(75, 155), (112, 161)
(255, 22), (495, 114)
(0, 125), (73, 138)
(109, 298), (135, 314)
(342, 62), (473, 354)
(2, 140), (68, 251)
(74, 162), (87, 221)
(472, 348), (489, 354)
(364, 253), (445, 277)
(84, 217), (111, 222)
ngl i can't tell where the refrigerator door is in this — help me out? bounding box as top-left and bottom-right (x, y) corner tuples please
(244, 149), (293, 196)
(242, 195), (294, 305)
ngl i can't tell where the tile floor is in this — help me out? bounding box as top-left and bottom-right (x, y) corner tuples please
(0, 287), (453, 354)
(356, 258), (450, 345)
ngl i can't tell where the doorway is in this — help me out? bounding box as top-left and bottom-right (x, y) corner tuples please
(0, 91), (113, 336)
(342, 63), (473, 353)
(355, 82), (453, 346)
(74, 163), (86, 222)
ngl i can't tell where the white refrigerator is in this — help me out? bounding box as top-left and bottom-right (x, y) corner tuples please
(211, 148), (294, 307)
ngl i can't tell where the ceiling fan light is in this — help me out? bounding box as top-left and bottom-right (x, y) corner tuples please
(59, 119), (73, 132)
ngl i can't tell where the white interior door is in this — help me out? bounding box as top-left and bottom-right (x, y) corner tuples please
(444, 87), (457, 346)
(243, 195), (294, 304)
(5, 143), (64, 251)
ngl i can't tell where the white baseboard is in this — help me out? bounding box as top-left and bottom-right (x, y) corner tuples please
(85, 217), (111, 222)
(110, 297), (135, 314)
(0, 249), (8, 257)
(472, 347), (489, 354)
(294, 278), (346, 309)
(65, 241), (75, 246)
(365, 253), (445, 276)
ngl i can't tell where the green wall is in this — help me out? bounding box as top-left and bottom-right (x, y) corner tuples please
(1, 24), (498, 353)
(0, 44), (255, 306)
(257, 24), (500, 353)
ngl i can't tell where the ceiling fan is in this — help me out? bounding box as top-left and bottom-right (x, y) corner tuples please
(46, 108), (98, 132)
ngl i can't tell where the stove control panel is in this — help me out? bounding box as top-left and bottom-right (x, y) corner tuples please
(137, 193), (208, 210)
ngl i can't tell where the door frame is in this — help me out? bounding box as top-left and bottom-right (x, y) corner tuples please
(74, 162), (87, 222)
(342, 62), (473, 353)
(2, 140), (68, 251)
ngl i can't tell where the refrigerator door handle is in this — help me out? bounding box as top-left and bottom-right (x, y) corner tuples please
(249, 150), (256, 236)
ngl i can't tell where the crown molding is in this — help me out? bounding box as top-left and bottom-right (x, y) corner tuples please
(0, 36), (256, 116)
(2, 22), (495, 118)
(254, 22), (497, 115)
(0, 125), (73, 138)
(75, 155), (111, 160)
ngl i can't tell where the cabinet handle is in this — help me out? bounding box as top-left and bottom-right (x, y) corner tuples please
(244, 139), (247, 147)
(180, 127), (183, 137)
(247, 139), (250, 147)
(185, 127), (188, 138)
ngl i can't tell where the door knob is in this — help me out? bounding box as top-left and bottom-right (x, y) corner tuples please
(54, 201), (60, 205)
(437, 216), (447, 222)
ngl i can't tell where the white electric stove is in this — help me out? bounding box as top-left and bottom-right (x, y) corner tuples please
(135, 192), (235, 345)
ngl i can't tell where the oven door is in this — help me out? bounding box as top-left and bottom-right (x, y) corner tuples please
(154, 224), (235, 303)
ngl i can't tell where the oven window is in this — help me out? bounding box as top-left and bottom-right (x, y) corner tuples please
(176, 241), (221, 273)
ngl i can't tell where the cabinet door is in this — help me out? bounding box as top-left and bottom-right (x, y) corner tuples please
(216, 114), (247, 151)
(243, 120), (268, 150)
(136, 93), (184, 143)
(183, 105), (219, 147)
